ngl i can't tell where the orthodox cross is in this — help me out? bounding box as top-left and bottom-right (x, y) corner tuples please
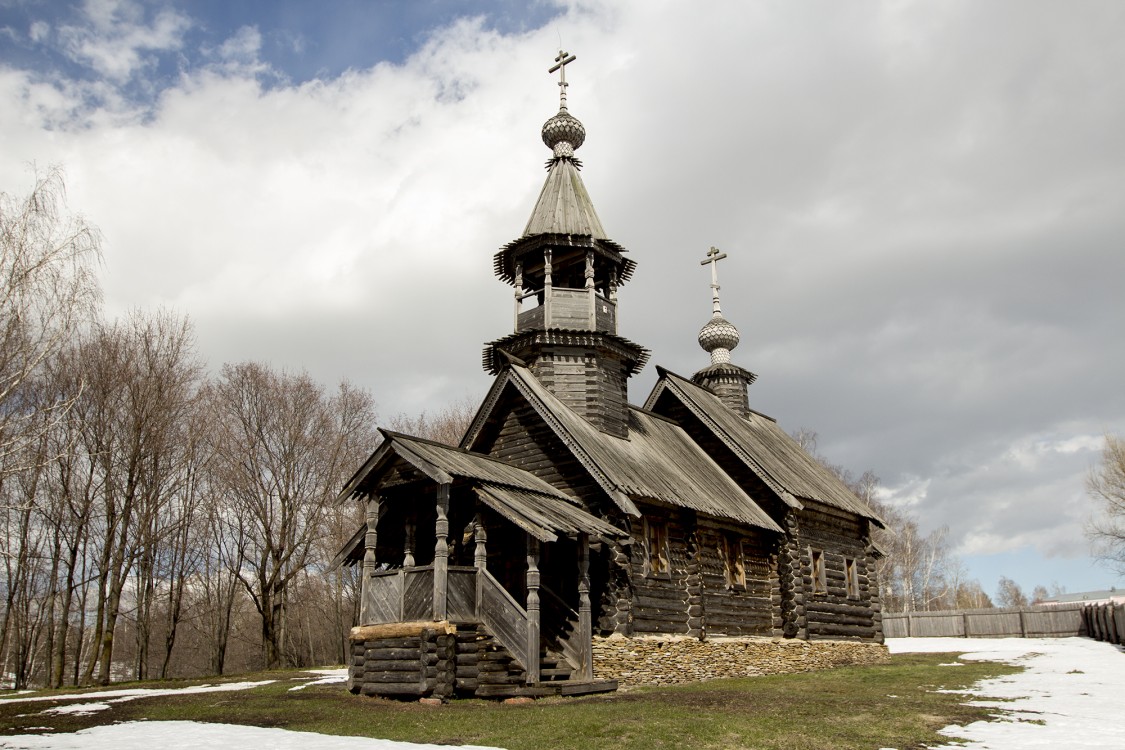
(549, 49), (576, 109)
(700, 246), (728, 315)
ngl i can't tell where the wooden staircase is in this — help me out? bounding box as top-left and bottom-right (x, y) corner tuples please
(451, 621), (613, 698)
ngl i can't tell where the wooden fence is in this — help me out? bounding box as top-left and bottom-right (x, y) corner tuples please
(1082, 603), (1125, 644)
(883, 604), (1086, 638)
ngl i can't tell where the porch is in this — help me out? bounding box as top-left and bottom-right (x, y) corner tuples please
(337, 431), (626, 699)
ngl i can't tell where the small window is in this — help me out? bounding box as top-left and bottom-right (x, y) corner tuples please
(721, 534), (746, 588)
(845, 558), (860, 599)
(810, 548), (827, 595)
(644, 518), (670, 577)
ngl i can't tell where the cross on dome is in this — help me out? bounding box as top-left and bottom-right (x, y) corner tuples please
(700, 246), (728, 316)
(541, 49), (585, 159)
(697, 247), (740, 365)
(549, 50), (577, 110)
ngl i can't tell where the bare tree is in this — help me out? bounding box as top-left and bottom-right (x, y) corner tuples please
(0, 167), (101, 483)
(209, 363), (376, 668)
(1087, 433), (1125, 574)
(388, 395), (478, 446)
(995, 576), (1028, 608)
(66, 311), (201, 685)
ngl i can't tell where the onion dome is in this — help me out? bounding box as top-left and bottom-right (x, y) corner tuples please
(542, 109), (586, 158)
(698, 314), (740, 365)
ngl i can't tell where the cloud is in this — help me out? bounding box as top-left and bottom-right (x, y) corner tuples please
(57, 0), (192, 83)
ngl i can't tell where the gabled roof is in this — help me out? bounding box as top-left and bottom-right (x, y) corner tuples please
(463, 364), (783, 533)
(475, 485), (625, 544)
(337, 429), (571, 503)
(645, 368), (885, 526)
(523, 158), (607, 238)
(334, 431), (627, 555)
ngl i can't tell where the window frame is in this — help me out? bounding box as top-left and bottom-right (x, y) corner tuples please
(720, 533), (747, 589)
(643, 517), (670, 578)
(810, 548), (827, 595)
(845, 557), (860, 599)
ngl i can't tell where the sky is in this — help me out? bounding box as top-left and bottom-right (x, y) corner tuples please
(1, 0), (1123, 599)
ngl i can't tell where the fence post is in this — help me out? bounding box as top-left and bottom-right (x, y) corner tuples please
(1018, 610), (1027, 638)
(963, 611), (970, 638)
(906, 614), (913, 637)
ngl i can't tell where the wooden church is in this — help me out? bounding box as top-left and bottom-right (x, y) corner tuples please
(335, 52), (885, 700)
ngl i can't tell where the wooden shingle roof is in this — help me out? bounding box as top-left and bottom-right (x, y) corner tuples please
(334, 431), (628, 562)
(497, 364), (782, 532)
(523, 158), (607, 239)
(337, 430), (572, 503)
(646, 368), (885, 526)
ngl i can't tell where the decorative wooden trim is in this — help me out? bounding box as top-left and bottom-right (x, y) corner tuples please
(577, 533), (593, 680)
(505, 366), (640, 517)
(526, 536), (541, 684)
(433, 483), (450, 620)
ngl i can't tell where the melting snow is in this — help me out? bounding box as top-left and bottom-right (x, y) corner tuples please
(289, 668), (348, 692)
(887, 636), (1125, 748)
(1, 642), (1121, 749)
(0, 721), (503, 749)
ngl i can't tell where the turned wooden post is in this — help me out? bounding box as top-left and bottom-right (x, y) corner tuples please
(526, 536), (541, 683)
(474, 513), (488, 616)
(403, 521), (415, 568)
(577, 533), (593, 681)
(585, 250), (596, 329)
(433, 483), (450, 621)
(609, 269), (618, 333)
(513, 261), (523, 330)
(361, 495), (380, 622)
(543, 248), (553, 328)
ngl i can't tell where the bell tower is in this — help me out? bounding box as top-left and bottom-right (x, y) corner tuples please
(484, 51), (648, 438)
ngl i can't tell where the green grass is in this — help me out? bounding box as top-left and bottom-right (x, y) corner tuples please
(0, 653), (1019, 750)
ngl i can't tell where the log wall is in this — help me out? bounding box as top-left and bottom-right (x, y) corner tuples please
(625, 506), (777, 638)
(348, 621), (532, 700)
(796, 503), (880, 641)
(347, 622), (458, 699)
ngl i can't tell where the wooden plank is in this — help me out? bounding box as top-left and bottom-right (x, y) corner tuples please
(403, 568), (434, 621)
(447, 569), (476, 621)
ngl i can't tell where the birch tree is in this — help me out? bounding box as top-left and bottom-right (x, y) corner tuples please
(0, 168), (101, 483)
(1087, 433), (1125, 574)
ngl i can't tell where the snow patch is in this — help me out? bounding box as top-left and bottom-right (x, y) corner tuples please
(0, 720), (504, 749)
(888, 636), (1125, 748)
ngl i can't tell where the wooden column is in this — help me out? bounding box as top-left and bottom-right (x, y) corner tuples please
(543, 248), (553, 328)
(585, 250), (596, 329)
(525, 536), (541, 683)
(361, 496), (380, 622)
(433, 483), (450, 621)
(403, 522), (415, 568)
(474, 513), (487, 617)
(513, 261), (523, 330)
(577, 533), (593, 681)
(608, 270), (618, 333)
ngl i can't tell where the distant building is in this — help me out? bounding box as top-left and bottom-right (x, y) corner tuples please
(1038, 588), (1125, 607)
